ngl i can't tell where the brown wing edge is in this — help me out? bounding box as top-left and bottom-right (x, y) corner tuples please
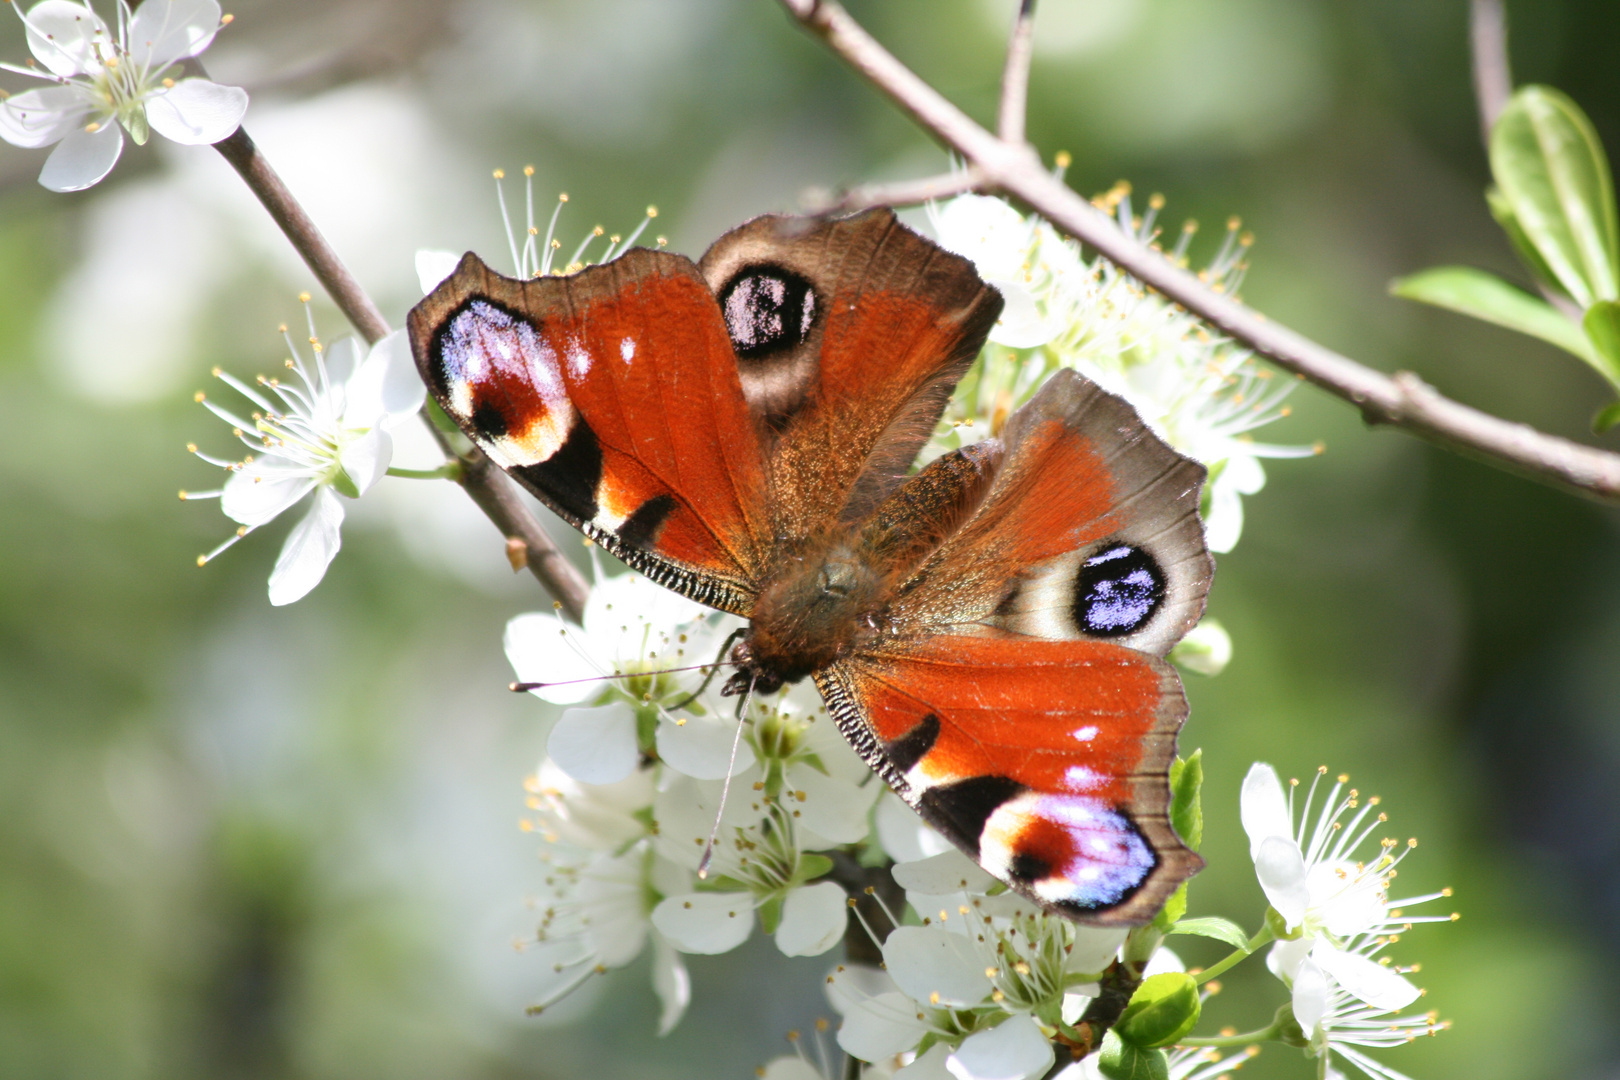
(405, 250), (759, 617)
(813, 653), (1203, 927)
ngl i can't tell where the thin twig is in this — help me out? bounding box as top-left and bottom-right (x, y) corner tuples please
(998, 0), (1037, 144)
(212, 128), (592, 621)
(776, 0), (1620, 503)
(1470, 0), (1512, 147)
(802, 168), (984, 215)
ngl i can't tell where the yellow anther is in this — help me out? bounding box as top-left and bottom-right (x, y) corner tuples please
(1053, 150), (1071, 168)
(493, 168), (506, 179)
(221, 13), (234, 24)
(524, 165), (535, 176)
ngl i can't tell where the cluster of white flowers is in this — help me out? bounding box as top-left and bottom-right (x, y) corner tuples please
(926, 186), (1317, 558)
(0, 0), (248, 191)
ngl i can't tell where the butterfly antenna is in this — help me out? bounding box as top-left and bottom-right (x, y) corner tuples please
(666, 626), (746, 711)
(697, 672), (756, 880)
(508, 660), (727, 694)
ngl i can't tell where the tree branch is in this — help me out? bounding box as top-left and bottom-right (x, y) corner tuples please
(802, 167), (984, 215)
(1470, 0), (1512, 147)
(776, 0), (1620, 503)
(998, 0), (1037, 145)
(212, 127), (591, 621)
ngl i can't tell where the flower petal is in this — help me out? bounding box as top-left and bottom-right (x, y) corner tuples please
(38, 120), (122, 192)
(789, 763), (880, 845)
(1255, 835), (1310, 928)
(145, 78), (247, 145)
(891, 849), (997, 896)
(655, 713), (755, 780)
(774, 881), (847, 957)
(0, 86), (89, 148)
(898, 1043), (956, 1080)
(984, 277), (1054, 348)
(267, 485), (344, 605)
(1066, 926), (1129, 977)
(651, 935), (690, 1035)
(344, 329), (424, 427)
(24, 0), (109, 77)
(416, 249), (462, 295)
(931, 194), (1034, 281)
(946, 1014), (1054, 1080)
(504, 612), (606, 705)
(1312, 942), (1421, 1011)
(835, 990), (929, 1062)
(222, 469), (315, 527)
(651, 891), (755, 954)
(1291, 957), (1330, 1037)
(1240, 763), (1293, 857)
(1266, 936), (1313, 983)
(883, 925), (992, 1007)
(127, 0), (223, 65)
(548, 701), (639, 785)
(1308, 859), (1387, 939)
(876, 792), (952, 863)
(339, 427), (391, 497)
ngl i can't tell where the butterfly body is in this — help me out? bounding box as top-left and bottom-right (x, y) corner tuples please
(409, 209), (1214, 924)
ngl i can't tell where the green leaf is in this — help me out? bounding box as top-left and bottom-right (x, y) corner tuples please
(1488, 186), (1568, 296)
(1593, 400), (1620, 433)
(1152, 882), (1188, 932)
(1582, 300), (1620, 389)
(1491, 85), (1620, 306)
(1168, 750), (1203, 853)
(1167, 917), (1251, 951)
(1097, 1030), (1170, 1080)
(1391, 265), (1595, 362)
(1114, 972), (1201, 1050)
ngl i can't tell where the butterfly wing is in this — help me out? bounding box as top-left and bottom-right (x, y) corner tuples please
(408, 249), (773, 614)
(696, 208), (1003, 541)
(821, 370), (1214, 923)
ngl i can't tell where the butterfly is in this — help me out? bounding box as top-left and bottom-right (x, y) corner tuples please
(407, 208), (1213, 925)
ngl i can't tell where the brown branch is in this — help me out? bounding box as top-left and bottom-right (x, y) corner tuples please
(802, 168), (984, 215)
(777, 0), (1620, 503)
(998, 0), (1037, 145)
(212, 127), (591, 621)
(1470, 0), (1512, 147)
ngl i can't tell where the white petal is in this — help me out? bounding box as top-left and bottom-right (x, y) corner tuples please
(790, 764), (880, 845)
(1240, 763), (1293, 857)
(946, 1015), (1054, 1080)
(1291, 957), (1330, 1036)
(883, 925), (992, 1007)
(898, 1043), (956, 1080)
(24, 1), (109, 76)
(0, 86), (89, 148)
(222, 469), (315, 527)
(548, 701), (639, 785)
(835, 990), (929, 1062)
(650, 770), (767, 870)
(267, 486), (344, 605)
(931, 194), (1033, 281)
(576, 851), (650, 966)
(127, 0), (223, 65)
(1066, 926), (1129, 976)
(774, 881), (847, 957)
(533, 759), (655, 851)
(1266, 936), (1313, 983)
(651, 892), (755, 954)
(583, 571), (709, 644)
(38, 120), (122, 192)
(339, 428), (391, 496)
(1309, 859), (1387, 938)
(1255, 835), (1310, 928)
(322, 335), (363, 388)
(145, 78), (247, 145)
(760, 1059), (824, 1080)
(891, 850), (997, 896)
(344, 329), (423, 427)
(651, 935), (691, 1035)
(1312, 943), (1421, 1011)
(877, 792), (952, 863)
(1142, 946), (1185, 977)
(984, 278), (1053, 348)
(825, 963), (900, 1016)
(504, 611), (605, 705)
(655, 713), (755, 780)
(416, 249), (462, 294)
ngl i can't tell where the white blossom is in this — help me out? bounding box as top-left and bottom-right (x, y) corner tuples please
(0, 0), (247, 191)
(1290, 955), (1448, 1080)
(183, 302), (425, 604)
(927, 188), (1315, 555)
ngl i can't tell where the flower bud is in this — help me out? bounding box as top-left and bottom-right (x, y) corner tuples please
(1113, 972), (1201, 1049)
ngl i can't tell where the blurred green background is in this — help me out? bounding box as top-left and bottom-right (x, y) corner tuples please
(1, 0), (1617, 1077)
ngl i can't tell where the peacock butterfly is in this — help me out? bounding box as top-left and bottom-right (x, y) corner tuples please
(407, 209), (1212, 925)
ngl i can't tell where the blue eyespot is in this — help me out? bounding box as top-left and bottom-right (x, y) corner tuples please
(1075, 544), (1165, 636)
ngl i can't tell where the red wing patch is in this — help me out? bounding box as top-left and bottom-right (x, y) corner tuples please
(817, 631), (1200, 925)
(408, 250), (772, 614)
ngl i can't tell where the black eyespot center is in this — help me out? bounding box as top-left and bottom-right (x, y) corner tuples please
(719, 266), (817, 358)
(1075, 543), (1166, 637)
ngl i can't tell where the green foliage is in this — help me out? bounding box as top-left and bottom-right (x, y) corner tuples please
(1097, 1030), (1170, 1080)
(1166, 916), (1250, 951)
(1114, 972), (1202, 1050)
(1168, 750), (1203, 853)
(1390, 266), (1598, 368)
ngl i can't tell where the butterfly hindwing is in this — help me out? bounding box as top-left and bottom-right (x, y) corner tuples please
(408, 249), (773, 614)
(818, 632), (1199, 924)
